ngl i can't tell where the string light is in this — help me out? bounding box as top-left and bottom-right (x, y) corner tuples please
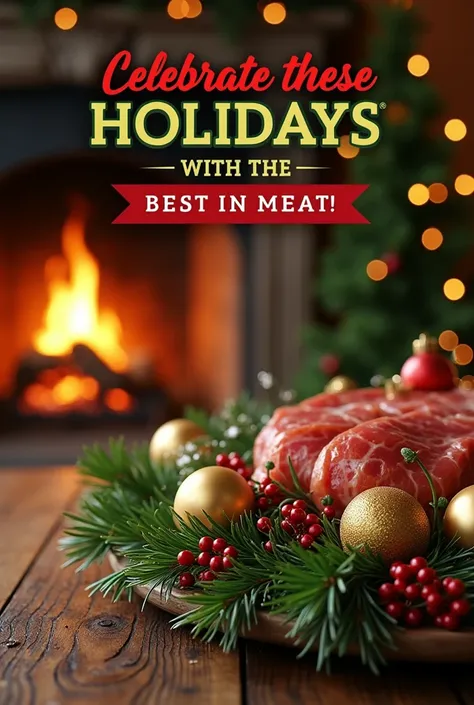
(407, 55), (430, 77)
(408, 184), (429, 205)
(444, 119), (467, 142)
(366, 260), (389, 281)
(167, 0), (189, 19)
(54, 7), (78, 30)
(263, 2), (286, 25)
(428, 183), (448, 204)
(443, 278), (466, 301)
(438, 330), (459, 351)
(453, 344), (474, 366)
(454, 174), (474, 196)
(337, 135), (360, 159)
(421, 227), (443, 250)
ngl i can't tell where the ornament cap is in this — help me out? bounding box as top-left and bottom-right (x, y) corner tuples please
(412, 333), (439, 355)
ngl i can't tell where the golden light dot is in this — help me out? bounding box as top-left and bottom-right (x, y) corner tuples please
(366, 260), (389, 282)
(443, 278), (466, 301)
(444, 119), (467, 142)
(185, 0), (202, 18)
(407, 55), (430, 77)
(429, 183), (448, 204)
(439, 330), (459, 351)
(454, 174), (474, 196)
(54, 7), (78, 30)
(408, 183), (429, 205)
(421, 227), (443, 250)
(167, 0), (189, 19)
(454, 345), (474, 366)
(337, 135), (360, 159)
(263, 2), (287, 25)
(460, 375), (474, 389)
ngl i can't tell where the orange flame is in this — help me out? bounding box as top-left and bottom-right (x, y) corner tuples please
(33, 205), (128, 372)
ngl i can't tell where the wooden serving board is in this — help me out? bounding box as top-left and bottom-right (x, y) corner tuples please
(109, 553), (474, 663)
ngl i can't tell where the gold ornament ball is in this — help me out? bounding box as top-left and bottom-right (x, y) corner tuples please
(173, 465), (255, 529)
(444, 485), (474, 548)
(149, 419), (204, 462)
(324, 375), (357, 394)
(340, 487), (430, 564)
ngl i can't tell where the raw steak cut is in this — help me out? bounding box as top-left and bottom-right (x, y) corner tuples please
(310, 410), (474, 514)
(301, 387), (384, 409)
(379, 388), (474, 416)
(253, 402), (381, 491)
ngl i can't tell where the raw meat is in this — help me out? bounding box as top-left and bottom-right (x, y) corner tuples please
(310, 410), (474, 514)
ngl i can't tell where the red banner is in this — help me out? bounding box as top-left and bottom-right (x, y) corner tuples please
(112, 184), (368, 225)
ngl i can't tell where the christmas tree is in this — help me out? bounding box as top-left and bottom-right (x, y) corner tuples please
(296, 2), (474, 396)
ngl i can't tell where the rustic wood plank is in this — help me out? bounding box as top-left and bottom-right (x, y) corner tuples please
(0, 467), (78, 610)
(244, 641), (461, 705)
(0, 521), (242, 705)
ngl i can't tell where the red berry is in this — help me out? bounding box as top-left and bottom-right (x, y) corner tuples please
(292, 499), (307, 510)
(199, 536), (213, 552)
(450, 599), (471, 617)
(223, 545), (238, 559)
(299, 534), (314, 549)
(222, 556), (234, 570)
(421, 585), (438, 600)
(197, 552), (211, 567)
(238, 467), (253, 480)
(405, 608), (423, 628)
(198, 571), (206, 581)
(393, 564), (412, 582)
(442, 577), (452, 590)
(434, 615), (445, 628)
(281, 520), (294, 534)
(212, 538), (227, 553)
(264, 541), (273, 553)
(179, 572), (195, 588)
(305, 513), (320, 526)
(444, 578), (465, 598)
(308, 524), (324, 538)
(393, 578), (407, 594)
(417, 567), (437, 584)
(177, 550), (195, 567)
(281, 504), (292, 518)
(405, 583), (422, 601)
(259, 477), (272, 489)
(264, 483), (280, 498)
(257, 497), (270, 510)
(389, 562), (403, 579)
(409, 556), (428, 571)
(323, 506), (336, 520)
(378, 582), (398, 602)
(202, 570), (214, 581)
(289, 507), (306, 525)
(257, 517), (272, 533)
(229, 456), (245, 470)
(432, 579), (442, 592)
(442, 613), (461, 631)
(216, 453), (230, 467)
(426, 592), (444, 616)
(385, 602), (404, 620)
(209, 556), (224, 572)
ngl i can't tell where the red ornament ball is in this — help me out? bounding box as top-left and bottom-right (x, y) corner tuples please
(400, 334), (456, 391)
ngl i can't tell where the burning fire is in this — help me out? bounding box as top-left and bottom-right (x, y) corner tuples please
(22, 204), (133, 415)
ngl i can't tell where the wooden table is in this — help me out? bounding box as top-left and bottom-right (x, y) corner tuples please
(1, 467), (473, 705)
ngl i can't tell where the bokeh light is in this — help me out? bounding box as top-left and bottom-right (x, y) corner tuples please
(421, 227), (443, 250)
(444, 119), (467, 142)
(428, 183), (448, 204)
(54, 7), (78, 30)
(167, 0), (189, 19)
(407, 55), (430, 77)
(366, 260), (389, 282)
(459, 375), (474, 390)
(337, 135), (360, 159)
(454, 174), (474, 196)
(408, 183), (429, 205)
(186, 0), (202, 18)
(263, 2), (286, 24)
(443, 278), (466, 301)
(438, 330), (459, 351)
(453, 344), (474, 366)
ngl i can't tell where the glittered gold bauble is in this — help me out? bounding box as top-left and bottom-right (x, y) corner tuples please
(173, 466), (255, 528)
(324, 375), (357, 394)
(444, 486), (474, 548)
(149, 419), (204, 462)
(340, 487), (430, 564)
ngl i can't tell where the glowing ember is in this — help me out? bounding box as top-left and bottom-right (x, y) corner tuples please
(33, 204), (128, 372)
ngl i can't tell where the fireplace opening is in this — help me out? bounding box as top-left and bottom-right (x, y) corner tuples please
(0, 152), (244, 446)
